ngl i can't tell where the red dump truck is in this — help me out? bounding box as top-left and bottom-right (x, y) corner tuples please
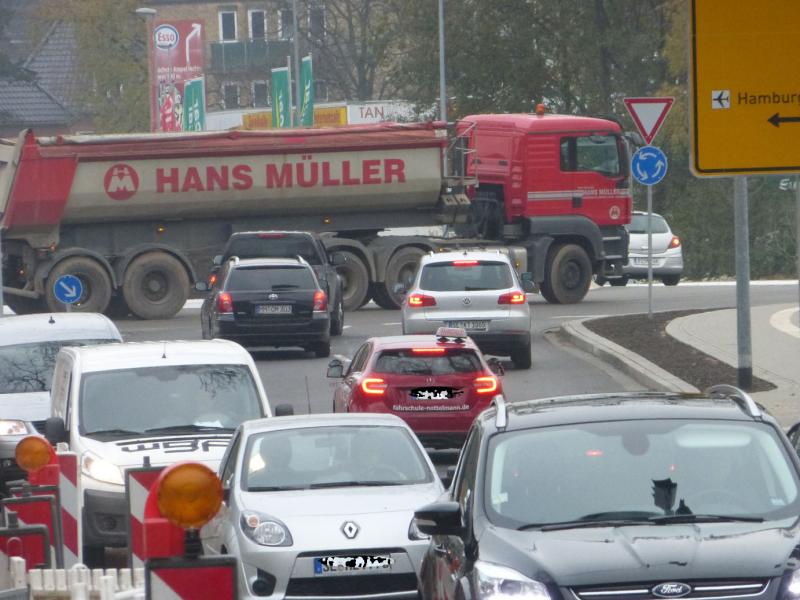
(0, 114), (632, 319)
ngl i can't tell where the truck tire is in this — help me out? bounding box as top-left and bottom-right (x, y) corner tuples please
(104, 295), (131, 319)
(609, 276), (629, 287)
(335, 250), (370, 311)
(376, 247), (426, 310)
(122, 251), (189, 320)
(45, 257), (112, 314)
(330, 300), (344, 336)
(4, 295), (45, 315)
(542, 244), (592, 304)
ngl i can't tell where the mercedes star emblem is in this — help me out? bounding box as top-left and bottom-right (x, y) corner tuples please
(341, 521), (359, 539)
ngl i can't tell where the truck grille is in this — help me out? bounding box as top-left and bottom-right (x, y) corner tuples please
(571, 580), (769, 600)
(285, 572), (418, 598)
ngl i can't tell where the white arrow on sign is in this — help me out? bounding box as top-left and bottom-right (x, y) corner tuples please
(624, 97), (674, 145)
(59, 280), (78, 299)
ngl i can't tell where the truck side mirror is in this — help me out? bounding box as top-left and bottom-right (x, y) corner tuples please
(44, 417), (68, 445)
(194, 281), (209, 292)
(274, 404), (294, 417)
(327, 359), (344, 378)
(213, 255), (224, 266)
(330, 253), (346, 266)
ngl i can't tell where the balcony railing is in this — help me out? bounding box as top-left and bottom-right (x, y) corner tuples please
(209, 40), (292, 73)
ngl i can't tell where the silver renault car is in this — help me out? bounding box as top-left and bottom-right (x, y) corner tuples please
(400, 250), (534, 369)
(201, 413), (444, 599)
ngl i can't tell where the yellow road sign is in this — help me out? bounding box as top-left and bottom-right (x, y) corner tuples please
(691, 0), (800, 175)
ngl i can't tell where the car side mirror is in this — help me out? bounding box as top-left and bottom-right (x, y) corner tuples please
(44, 417), (68, 445)
(213, 255), (223, 266)
(194, 281), (209, 292)
(441, 465), (458, 489)
(274, 404), (294, 417)
(487, 358), (505, 376)
(327, 359), (344, 378)
(330, 253), (346, 266)
(414, 501), (464, 537)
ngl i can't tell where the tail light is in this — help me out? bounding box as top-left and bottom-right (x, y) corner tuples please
(217, 292), (234, 313)
(474, 376), (498, 395)
(498, 291), (526, 305)
(452, 260), (478, 267)
(208, 274), (217, 286)
(360, 378), (387, 395)
(411, 348), (446, 354)
(407, 293), (436, 308)
(313, 290), (327, 312)
(669, 236), (681, 248)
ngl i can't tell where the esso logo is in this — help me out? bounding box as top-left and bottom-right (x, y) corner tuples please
(609, 205), (621, 220)
(104, 164), (140, 201)
(154, 25), (179, 51)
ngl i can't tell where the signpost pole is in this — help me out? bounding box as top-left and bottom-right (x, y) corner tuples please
(647, 186), (654, 318)
(0, 225), (5, 318)
(734, 176), (753, 389)
(796, 176), (800, 317)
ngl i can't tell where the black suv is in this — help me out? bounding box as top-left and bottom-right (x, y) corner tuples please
(199, 257), (331, 357)
(415, 386), (800, 600)
(212, 231), (344, 335)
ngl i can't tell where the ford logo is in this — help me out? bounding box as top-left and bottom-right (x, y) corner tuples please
(652, 583), (692, 598)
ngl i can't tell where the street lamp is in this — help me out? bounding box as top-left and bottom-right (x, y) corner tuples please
(136, 7), (158, 131)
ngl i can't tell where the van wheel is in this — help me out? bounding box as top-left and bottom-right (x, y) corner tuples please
(662, 275), (680, 286)
(123, 252), (189, 320)
(45, 256), (112, 313)
(312, 341), (331, 358)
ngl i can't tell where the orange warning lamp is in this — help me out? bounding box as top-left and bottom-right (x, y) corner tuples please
(157, 463), (223, 530)
(15, 436), (55, 473)
(535, 103), (546, 116)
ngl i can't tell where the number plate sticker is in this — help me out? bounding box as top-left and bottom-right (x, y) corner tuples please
(447, 320), (488, 331)
(314, 555), (394, 575)
(633, 257), (650, 265)
(255, 304), (292, 315)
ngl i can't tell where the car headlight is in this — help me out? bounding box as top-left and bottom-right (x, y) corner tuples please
(474, 561), (551, 600)
(786, 569), (800, 598)
(0, 420), (28, 436)
(240, 511), (292, 547)
(81, 450), (124, 486)
(408, 518), (430, 541)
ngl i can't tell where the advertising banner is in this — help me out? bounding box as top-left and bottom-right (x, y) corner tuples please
(182, 78), (206, 131)
(242, 106), (346, 130)
(298, 55), (315, 127)
(271, 65), (292, 128)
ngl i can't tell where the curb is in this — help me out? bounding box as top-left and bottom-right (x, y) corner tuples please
(559, 318), (699, 394)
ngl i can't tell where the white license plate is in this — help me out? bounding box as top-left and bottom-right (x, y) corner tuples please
(255, 304), (292, 315)
(447, 320), (488, 331)
(633, 258), (651, 265)
(314, 555), (394, 575)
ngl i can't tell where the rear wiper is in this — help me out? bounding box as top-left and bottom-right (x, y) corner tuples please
(649, 514), (764, 524)
(144, 425), (233, 434)
(270, 284), (299, 290)
(523, 519), (651, 532)
(309, 480), (406, 489)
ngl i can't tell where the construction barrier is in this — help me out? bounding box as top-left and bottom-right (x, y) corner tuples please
(1, 497), (61, 569)
(145, 557), (237, 599)
(123, 468), (164, 571)
(55, 454), (80, 569)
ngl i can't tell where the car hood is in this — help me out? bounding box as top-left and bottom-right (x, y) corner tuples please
(0, 392), (51, 421)
(79, 432), (231, 470)
(478, 520), (800, 586)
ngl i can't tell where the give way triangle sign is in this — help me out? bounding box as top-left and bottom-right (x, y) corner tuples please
(623, 97), (674, 145)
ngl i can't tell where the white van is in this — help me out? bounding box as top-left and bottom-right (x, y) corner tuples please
(44, 339), (284, 563)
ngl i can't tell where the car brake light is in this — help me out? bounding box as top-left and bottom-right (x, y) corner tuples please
(361, 378), (387, 395)
(452, 260), (478, 267)
(256, 233), (286, 238)
(498, 292), (526, 304)
(217, 292), (233, 313)
(407, 293), (436, 308)
(411, 348), (446, 354)
(474, 376), (498, 394)
(669, 236), (681, 248)
(313, 290), (327, 312)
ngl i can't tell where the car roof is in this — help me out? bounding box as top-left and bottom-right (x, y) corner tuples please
(631, 211), (666, 219)
(365, 335), (481, 351)
(241, 412), (411, 435)
(231, 257), (309, 268)
(420, 250), (514, 264)
(0, 313), (121, 347)
(58, 339), (254, 373)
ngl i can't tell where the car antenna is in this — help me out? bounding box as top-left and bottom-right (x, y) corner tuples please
(305, 375), (311, 414)
(162, 341), (167, 359)
(49, 315), (55, 324)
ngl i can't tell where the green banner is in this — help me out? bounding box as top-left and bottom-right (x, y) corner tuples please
(271, 66), (291, 128)
(182, 78), (206, 131)
(298, 55), (315, 127)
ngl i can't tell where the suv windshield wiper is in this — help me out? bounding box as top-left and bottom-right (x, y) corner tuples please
(649, 514), (764, 524)
(309, 480), (406, 489)
(529, 518), (652, 531)
(144, 425), (233, 434)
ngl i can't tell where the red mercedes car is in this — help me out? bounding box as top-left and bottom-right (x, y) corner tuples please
(327, 328), (504, 448)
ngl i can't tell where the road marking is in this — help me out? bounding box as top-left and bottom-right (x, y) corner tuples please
(382, 322), (401, 326)
(616, 280), (798, 287)
(769, 307), (800, 339)
(550, 315), (608, 320)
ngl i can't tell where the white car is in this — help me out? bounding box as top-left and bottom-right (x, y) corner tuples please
(619, 211), (683, 286)
(0, 313), (122, 491)
(202, 413), (445, 599)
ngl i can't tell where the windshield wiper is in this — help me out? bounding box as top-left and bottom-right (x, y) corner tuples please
(86, 428), (141, 437)
(649, 514), (764, 524)
(270, 284), (299, 290)
(522, 518), (652, 532)
(144, 425), (233, 434)
(248, 485), (309, 492)
(309, 480), (406, 489)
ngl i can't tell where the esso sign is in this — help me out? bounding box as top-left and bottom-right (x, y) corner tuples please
(154, 25), (179, 51)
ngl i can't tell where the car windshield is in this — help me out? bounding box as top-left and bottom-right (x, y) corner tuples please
(419, 261), (513, 292)
(225, 236), (322, 265)
(373, 349), (483, 375)
(0, 340), (116, 394)
(628, 215), (670, 234)
(242, 425), (434, 491)
(227, 266), (316, 291)
(485, 420), (800, 528)
(79, 364), (263, 436)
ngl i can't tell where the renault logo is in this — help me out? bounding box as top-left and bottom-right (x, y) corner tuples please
(462, 297), (471, 305)
(341, 521), (359, 539)
(652, 583), (692, 598)
(268, 293), (278, 300)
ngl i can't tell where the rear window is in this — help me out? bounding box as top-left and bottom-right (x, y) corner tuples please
(226, 266), (316, 291)
(628, 215), (670, 234)
(225, 235), (321, 265)
(373, 349), (483, 375)
(419, 261), (513, 292)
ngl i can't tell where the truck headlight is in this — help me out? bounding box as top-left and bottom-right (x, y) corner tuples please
(474, 561), (551, 600)
(81, 450), (124, 486)
(0, 420), (28, 436)
(240, 511), (293, 547)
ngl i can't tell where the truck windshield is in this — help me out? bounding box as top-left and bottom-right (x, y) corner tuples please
(227, 266), (316, 291)
(225, 236), (322, 265)
(560, 134), (624, 176)
(79, 364), (263, 436)
(0, 340), (115, 394)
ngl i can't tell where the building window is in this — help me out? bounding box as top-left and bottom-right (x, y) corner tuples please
(219, 11), (237, 42)
(223, 83), (240, 109)
(249, 10), (266, 39)
(252, 81), (269, 107)
(315, 79), (328, 102)
(309, 6), (326, 39)
(279, 9), (294, 40)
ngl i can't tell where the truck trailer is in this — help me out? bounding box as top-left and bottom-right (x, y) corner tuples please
(0, 114), (631, 319)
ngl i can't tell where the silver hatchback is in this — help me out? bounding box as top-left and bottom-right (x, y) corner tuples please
(400, 251), (533, 369)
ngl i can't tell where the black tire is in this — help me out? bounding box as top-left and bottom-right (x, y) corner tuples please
(122, 251), (189, 320)
(379, 247), (426, 309)
(104, 295), (131, 319)
(313, 341), (331, 358)
(662, 274), (681, 286)
(335, 250), (370, 311)
(4, 294), (45, 315)
(609, 276), (629, 287)
(330, 300), (344, 336)
(45, 256), (112, 314)
(82, 545), (105, 568)
(543, 243), (592, 304)
(511, 342), (532, 369)
(359, 291), (373, 308)
(371, 285), (397, 310)
(594, 275), (607, 287)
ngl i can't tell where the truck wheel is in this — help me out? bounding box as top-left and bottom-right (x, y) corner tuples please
(662, 274), (680, 286)
(335, 251), (370, 311)
(123, 251), (189, 320)
(104, 295), (131, 319)
(45, 257), (112, 314)
(378, 247), (426, 310)
(4, 295), (45, 315)
(330, 300), (344, 336)
(543, 244), (592, 304)
(609, 276), (629, 287)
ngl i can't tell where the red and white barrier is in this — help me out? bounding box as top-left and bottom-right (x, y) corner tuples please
(57, 452), (81, 568)
(145, 557), (237, 600)
(125, 467), (165, 570)
(1, 495), (62, 568)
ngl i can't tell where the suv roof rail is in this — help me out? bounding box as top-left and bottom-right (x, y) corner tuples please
(296, 255), (309, 265)
(705, 384), (762, 419)
(492, 394), (507, 430)
(229, 255), (240, 265)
